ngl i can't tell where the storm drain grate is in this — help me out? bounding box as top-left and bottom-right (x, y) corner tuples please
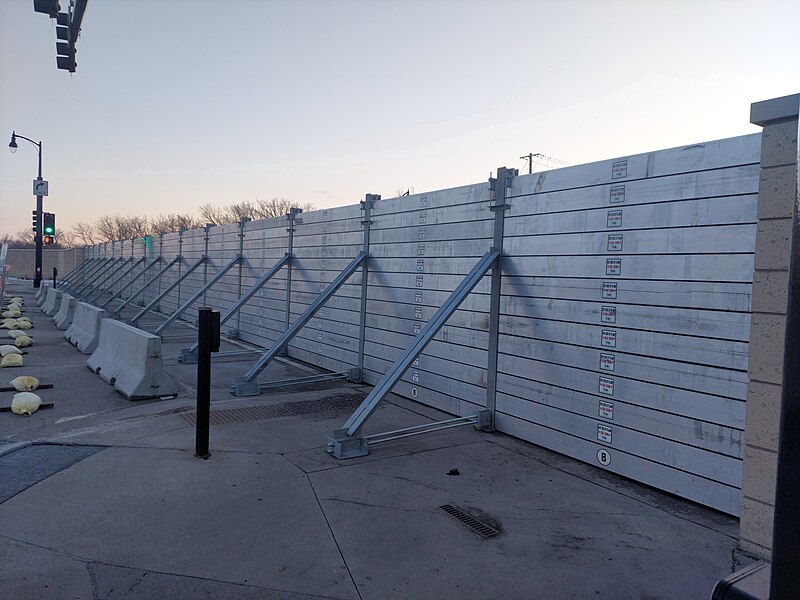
(439, 503), (501, 539)
(180, 393), (365, 425)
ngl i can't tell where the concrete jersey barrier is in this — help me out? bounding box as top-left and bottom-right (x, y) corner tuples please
(41, 288), (64, 316)
(35, 282), (51, 303)
(53, 294), (77, 329)
(36, 283), (53, 307)
(87, 318), (178, 400)
(65, 302), (107, 354)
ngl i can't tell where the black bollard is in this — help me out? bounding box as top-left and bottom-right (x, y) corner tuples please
(52, 267), (57, 289)
(195, 306), (220, 458)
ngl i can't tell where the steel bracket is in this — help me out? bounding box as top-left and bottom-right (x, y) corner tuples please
(327, 429), (369, 459)
(475, 409), (494, 432)
(230, 378), (261, 397)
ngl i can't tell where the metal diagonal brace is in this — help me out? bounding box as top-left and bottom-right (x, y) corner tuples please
(74, 257), (127, 297)
(86, 256), (145, 302)
(326, 248), (500, 459)
(154, 255), (242, 336)
(180, 253), (290, 363)
(231, 251), (367, 396)
(109, 256), (180, 316)
(130, 256), (206, 325)
(101, 257), (163, 309)
(60, 257), (98, 286)
(64, 257), (109, 292)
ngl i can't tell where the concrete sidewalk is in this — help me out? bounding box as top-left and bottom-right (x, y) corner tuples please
(1, 279), (738, 599)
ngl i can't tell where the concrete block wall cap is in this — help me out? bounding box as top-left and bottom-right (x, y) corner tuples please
(751, 93), (800, 126)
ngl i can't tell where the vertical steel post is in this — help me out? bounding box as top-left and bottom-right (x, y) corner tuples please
(356, 194), (378, 382)
(770, 134), (800, 600)
(236, 218), (247, 338)
(484, 167), (516, 431)
(202, 224), (212, 307)
(281, 208), (300, 355)
(176, 228), (186, 311)
(195, 306), (213, 458)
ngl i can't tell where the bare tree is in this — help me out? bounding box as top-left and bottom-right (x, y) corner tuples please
(394, 187), (414, 198)
(14, 229), (35, 247)
(197, 203), (227, 226)
(149, 213), (201, 234)
(254, 197), (315, 219)
(71, 222), (97, 246)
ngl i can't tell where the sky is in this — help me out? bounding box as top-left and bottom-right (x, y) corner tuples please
(1, 0), (798, 238)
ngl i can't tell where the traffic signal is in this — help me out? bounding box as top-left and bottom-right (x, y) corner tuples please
(55, 14), (76, 72)
(33, 0), (60, 18)
(32, 210), (39, 232)
(43, 234), (55, 246)
(43, 212), (55, 236)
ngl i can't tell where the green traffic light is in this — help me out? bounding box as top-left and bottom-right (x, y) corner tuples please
(44, 226), (53, 234)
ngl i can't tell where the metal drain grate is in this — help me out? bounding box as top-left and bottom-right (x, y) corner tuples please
(180, 392), (365, 425)
(439, 503), (501, 539)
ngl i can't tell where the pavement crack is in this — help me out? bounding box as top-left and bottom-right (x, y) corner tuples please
(323, 497), (433, 515)
(304, 472), (364, 600)
(86, 562), (101, 600)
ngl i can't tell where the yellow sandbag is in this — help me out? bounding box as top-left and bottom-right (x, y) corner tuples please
(9, 376), (39, 391)
(2, 310), (22, 319)
(16, 316), (30, 322)
(14, 335), (33, 348)
(1, 319), (17, 329)
(8, 330), (25, 338)
(16, 321), (33, 330)
(0, 354), (23, 367)
(0, 345), (22, 357)
(11, 392), (41, 415)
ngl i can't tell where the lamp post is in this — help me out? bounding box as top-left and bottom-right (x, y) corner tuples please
(9, 131), (44, 288)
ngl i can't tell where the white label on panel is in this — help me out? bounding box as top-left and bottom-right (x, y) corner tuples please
(601, 329), (617, 348)
(413, 321), (422, 335)
(599, 400), (614, 420)
(417, 244), (425, 256)
(411, 387), (418, 398)
(320, 271), (326, 281)
(607, 234), (623, 252)
(322, 224), (327, 233)
(321, 247), (328, 256)
(414, 307), (422, 319)
(611, 160), (628, 179)
(317, 320), (324, 329)
(416, 275), (424, 288)
(413, 357), (420, 367)
(419, 211), (427, 224)
(415, 291), (423, 303)
(412, 370), (420, 383)
(420, 195), (428, 208)
(416, 259), (425, 272)
(418, 227), (427, 240)
(601, 306), (617, 323)
(318, 309), (325, 317)
(600, 353), (615, 372)
(597, 448), (612, 466)
(602, 282), (618, 299)
(597, 424), (613, 444)
(317, 333), (322, 341)
(322, 236), (327, 244)
(317, 345), (323, 353)
(599, 376), (614, 396)
(609, 185), (625, 204)
(319, 284), (326, 292)
(607, 209), (623, 227)
(606, 258), (621, 275)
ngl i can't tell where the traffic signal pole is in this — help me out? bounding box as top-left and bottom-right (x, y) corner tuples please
(34, 143), (43, 288)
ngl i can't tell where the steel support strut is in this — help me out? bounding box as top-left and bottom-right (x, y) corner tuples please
(101, 257), (163, 309)
(484, 166), (517, 431)
(327, 248), (500, 459)
(180, 253), (290, 363)
(73, 257), (125, 297)
(154, 255), (241, 336)
(86, 256), (144, 302)
(231, 252), (367, 396)
(64, 257), (108, 291)
(131, 256), (207, 326)
(109, 256), (180, 316)
(355, 195), (377, 382)
(60, 256), (97, 286)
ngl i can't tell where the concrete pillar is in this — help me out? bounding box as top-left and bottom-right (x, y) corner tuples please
(739, 93), (799, 560)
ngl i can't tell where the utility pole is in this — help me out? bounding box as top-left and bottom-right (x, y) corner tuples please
(520, 153), (534, 175)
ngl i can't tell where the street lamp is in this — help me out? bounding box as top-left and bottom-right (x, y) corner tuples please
(9, 130), (45, 288)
